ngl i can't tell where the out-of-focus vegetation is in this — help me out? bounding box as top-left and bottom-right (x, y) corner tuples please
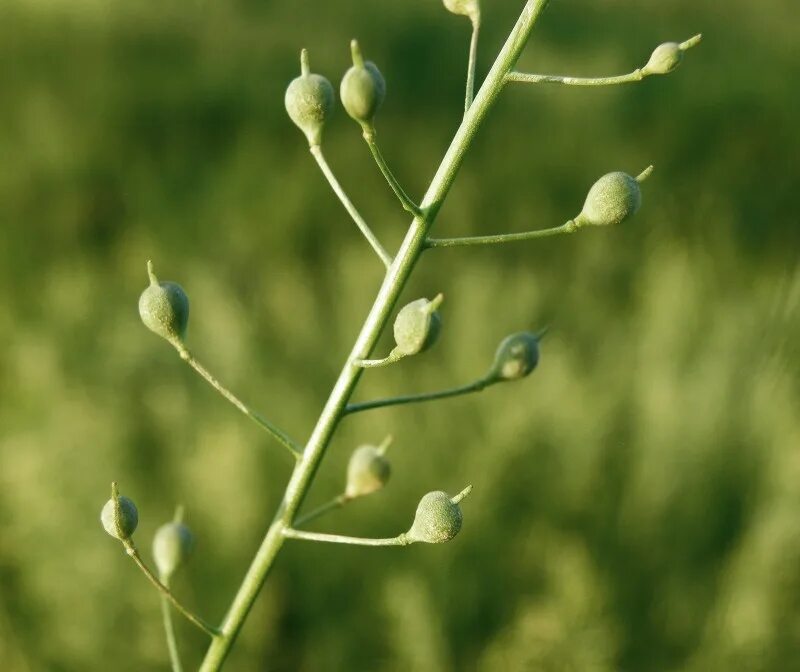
(0, 0), (798, 670)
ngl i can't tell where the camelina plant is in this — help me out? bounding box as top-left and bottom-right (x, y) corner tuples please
(100, 1), (701, 669)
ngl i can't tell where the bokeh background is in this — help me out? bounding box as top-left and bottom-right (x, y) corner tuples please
(1, 0), (798, 670)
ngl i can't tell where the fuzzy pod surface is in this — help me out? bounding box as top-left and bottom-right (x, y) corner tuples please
(101, 489), (139, 541)
(489, 332), (540, 381)
(345, 444), (391, 499)
(139, 262), (189, 344)
(443, 0), (480, 20)
(576, 172), (642, 227)
(407, 491), (463, 544)
(393, 297), (442, 356)
(645, 42), (683, 75)
(340, 41), (385, 126)
(153, 521), (194, 580)
(285, 50), (335, 147)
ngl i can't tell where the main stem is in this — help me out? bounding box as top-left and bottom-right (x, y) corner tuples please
(198, 2), (550, 669)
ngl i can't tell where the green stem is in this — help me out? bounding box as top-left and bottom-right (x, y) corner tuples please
(362, 127), (422, 217)
(345, 375), (495, 414)
(465, 15), (481, 112)
(177, 348), (301, 459)
(294, 494), (350, 527)
(124, 542), (219, 638)
(160, 591), (184, 672)
(426, 220), (577, 248)
(352, 350), (405, 368)
(506, 69), (647, 86)
(283, 527), (411, 546)
(309, 145), (393, 268)
(198, 3), (551, 669)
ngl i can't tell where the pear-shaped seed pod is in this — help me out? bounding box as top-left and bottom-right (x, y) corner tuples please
(443, 0), (480, 21)
(393, 295), (443, 357)
(139, 261), (189, 345)
(340, 40), (385, 126)
(644, 42), (683, 75)
(285, 49), (335, 147)
(345, 438), (392, 499)
(576, 171), (645, 228)
(407, 486), (471, 544)
(101, 483), (139, 541)
(153, 519), (194, 581)
(489, 332), (540, 382)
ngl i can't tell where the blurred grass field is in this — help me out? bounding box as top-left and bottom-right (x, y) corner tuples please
(0, 0), (798, 670)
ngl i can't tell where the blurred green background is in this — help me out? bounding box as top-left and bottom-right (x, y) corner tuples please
(1, 0), (798, 670)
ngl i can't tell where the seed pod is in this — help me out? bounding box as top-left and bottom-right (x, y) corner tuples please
(345, 436), (392, 499)
(443, 0), (480, 21)
(152, 513), (193, 582)
(574, 167), (652, 228)
(101, 482), (139, 541)
(644, 42), (683, 75)
(139, 261), (189, 346)
(285, 49), (335, 147)
(488, 332), (540, 382)
(406, 486), (472, 544)
(340, 40), (386, 127)
(392, 294), (443, 357)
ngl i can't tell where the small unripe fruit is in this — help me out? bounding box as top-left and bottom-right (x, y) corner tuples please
(575, 168), (652, 228)
(345, 437), (392, 499)
(153, 516), (193, 581)
(139, 261), (189, 345)
(285, 49), (335, 147)
(392, 294), (443, 357)
(644, 42), (683, 75)
(340, 40), (385, 127)
(443, 0), (480, 21)
(101, 483), (139, 541)
(488, 332), (540, 382)
(407, 486), (471, 544)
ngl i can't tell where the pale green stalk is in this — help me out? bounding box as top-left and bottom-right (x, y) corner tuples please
(175, 348), (301, 459)
(197, 3), (552, 670)
(465, 15), (481, 111)
(283, 528), (411, 546)
(309, 145), (393, 268)
(362, 127), (422, 216)
(344, 374), (495, 414)
(294, 493), (349, 527)
(160, 591), (183, 672)
(123, 541), (219, 638)
(427, 220), (577, 248)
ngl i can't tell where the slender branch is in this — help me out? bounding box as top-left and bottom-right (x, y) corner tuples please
(176, 348), (301, 459)
(506, 33), (703, 87)
(362, 127), (422, 217)
(465, 15), (481, 112)
(426, 220), (577, 249)
(199, 3), (553, 669)
(160, 592), (184, 672)
(352, 350), (405, 368)
(123, 542), (220, 638)
(309, 145), (393, 268)
(283, 527), (411, 546)
(294, 494), (350, 527)
(345, 375), (494, 415)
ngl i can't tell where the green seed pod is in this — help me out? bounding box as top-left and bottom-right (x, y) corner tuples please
(488, 332), (540, 382)
(644, 42), (683, 75)
(406, 486), (472, 544)
(101, 482), (139, 541)
(285, 49), (335, 147)
(345, 436), (392, 499)
(443, 0), (480, 21)
(152, 513), (193, 581)
(340, 40), (386, 127)
(575, 167), (652, 228)
(392, 294), (443, 357)
(139, 261), (189, 346)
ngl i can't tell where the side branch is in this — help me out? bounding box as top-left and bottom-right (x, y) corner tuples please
(362, 127), (422, 217)
(506, 33), (702, 87)
(283, 528), (411, 546)
(177, 349), (302, 459)
(310, 145), (393, 268)
(426, 220), (577, 249)
(345, 375), (494, 414)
